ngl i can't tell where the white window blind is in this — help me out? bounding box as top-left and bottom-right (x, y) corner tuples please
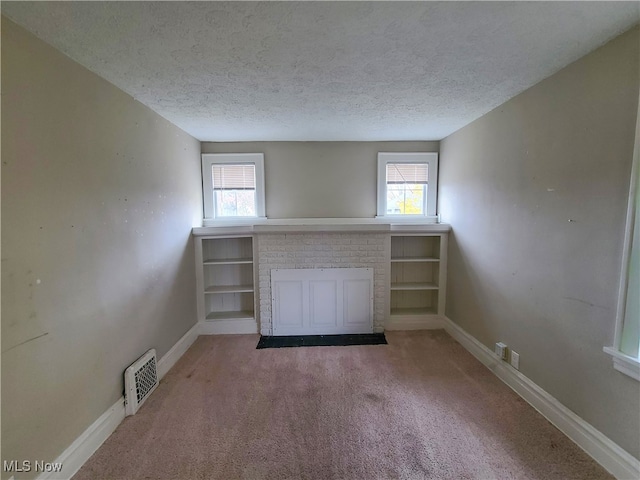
(212, 164), (256, 190)
(386, 163), (428, 184)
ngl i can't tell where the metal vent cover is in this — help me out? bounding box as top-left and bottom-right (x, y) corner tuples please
(124, 349), (158, 416)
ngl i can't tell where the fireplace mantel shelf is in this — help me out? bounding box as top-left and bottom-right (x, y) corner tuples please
(192, 218), (451, 236)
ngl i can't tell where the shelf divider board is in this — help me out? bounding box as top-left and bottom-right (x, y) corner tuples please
(390, 282), (439, 291)
(438, 234), (448, 315)
(205, 284), (255, 294)
(204, 257), (253, 265)
(391, 256), (439, 263)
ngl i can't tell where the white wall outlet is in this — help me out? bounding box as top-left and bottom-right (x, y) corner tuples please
(510, 350), (520, 370)
(495, 342), (508, 360)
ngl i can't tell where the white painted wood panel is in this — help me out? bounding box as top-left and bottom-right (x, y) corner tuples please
(309, 280), (338, 328)
(343, 279), (371, 327)
(271, 268), (373, 335)
(274, 281), (305, 330)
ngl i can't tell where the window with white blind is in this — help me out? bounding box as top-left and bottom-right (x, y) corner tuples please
(201, 153), (265, 221)
(377, 152), (438, 219)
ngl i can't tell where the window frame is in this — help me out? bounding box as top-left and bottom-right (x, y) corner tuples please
(201, 153), (266, 223)
(377, 152), (439, 221)
(604, 94), (639, 381)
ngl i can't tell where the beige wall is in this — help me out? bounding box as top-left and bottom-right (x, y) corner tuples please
(1, 17), (202, 476)
(439, 26), (640, 457)
(202, 141), (439, 218)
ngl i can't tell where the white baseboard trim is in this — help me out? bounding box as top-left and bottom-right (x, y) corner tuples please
(441, 316), (640, 480)
(385, 315), (445, 331)
(199, 319), (258, 335)
(38, 397), (125, 480)
(157, 323), (199, 380)
(39, 322), (201, 479)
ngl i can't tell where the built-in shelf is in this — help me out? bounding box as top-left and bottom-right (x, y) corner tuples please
(389, 234), (447, 325)
(193, 225), (448, 335)
(196, 235), (258, 334)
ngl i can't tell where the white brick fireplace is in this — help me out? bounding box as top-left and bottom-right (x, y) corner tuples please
(193, 220), (449, 336)
(257, 232), (389, 335)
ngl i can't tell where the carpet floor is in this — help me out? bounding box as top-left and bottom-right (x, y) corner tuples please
(74, 330), (612, 480)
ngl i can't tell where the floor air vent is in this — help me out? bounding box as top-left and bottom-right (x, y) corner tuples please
(124, 349), (158, 416)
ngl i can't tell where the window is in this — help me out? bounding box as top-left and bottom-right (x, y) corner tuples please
(201, 153), (265, 222)
(377, 152), (438, 220)
(604, 107), (639, 381)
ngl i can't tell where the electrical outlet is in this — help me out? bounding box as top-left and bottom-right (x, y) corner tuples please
(510, 350), (520, 370)
(495, 342), (508, 360)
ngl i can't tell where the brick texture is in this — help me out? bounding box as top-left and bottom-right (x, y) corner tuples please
(257, 233), (388, 335)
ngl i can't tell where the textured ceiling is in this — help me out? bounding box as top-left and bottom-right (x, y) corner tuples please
(2, 2), (639, 141)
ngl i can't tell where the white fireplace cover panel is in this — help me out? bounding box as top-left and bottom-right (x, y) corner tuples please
(271, 268), (373, 336)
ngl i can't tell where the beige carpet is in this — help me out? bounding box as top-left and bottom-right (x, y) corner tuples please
(74, 330), (612, 480)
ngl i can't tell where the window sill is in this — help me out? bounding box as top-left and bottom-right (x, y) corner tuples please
(603, 347), (640, 381)
(375, 215), (440, 224)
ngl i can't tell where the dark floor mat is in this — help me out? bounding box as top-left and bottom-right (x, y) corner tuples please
(256, 333), (387, 349)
